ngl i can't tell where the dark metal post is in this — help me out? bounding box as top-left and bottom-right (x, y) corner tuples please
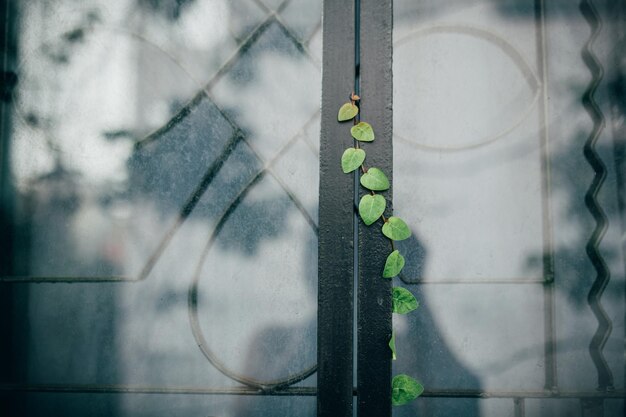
(317, 0), (356, 416)
(0, 1), (23, 415)
(357, 0), (393, 416)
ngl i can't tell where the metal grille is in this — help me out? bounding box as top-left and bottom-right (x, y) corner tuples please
(391, 0), (626, 416)
(1, 0), (323, 415)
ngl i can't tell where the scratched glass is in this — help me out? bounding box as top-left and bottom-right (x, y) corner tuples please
(1, 1), (321, 416)
(393, 0), (625, 416)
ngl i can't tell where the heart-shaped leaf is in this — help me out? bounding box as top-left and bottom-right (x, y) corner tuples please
(392, 287), (418, 314)
(338, 102), (358, 121)
(389, 330), (397, 361)
(360, 167), (389, 191)
(383, 250), (405, 278)
(359, 194), (386, 225)
(392, 374), (424, 406)
(350, 122), (375, 142)
(341, 148), (366, 173)
(382, 217), (411, 240)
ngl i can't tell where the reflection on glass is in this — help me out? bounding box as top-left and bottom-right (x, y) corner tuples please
(393, 0), (625, 416)
(2, 1), (321, 416)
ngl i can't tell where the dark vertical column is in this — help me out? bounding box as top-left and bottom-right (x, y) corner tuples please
(317, 1), (356, 416)
(357, 1), (393, 416)
(0, 1), (23, 415)
(0, 1), (16, 266)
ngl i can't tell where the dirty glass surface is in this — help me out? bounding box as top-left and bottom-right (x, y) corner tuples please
(0, 0), (321, 416)
(393, 0), (625, 416)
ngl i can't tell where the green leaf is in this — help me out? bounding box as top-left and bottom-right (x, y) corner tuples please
(338, 102), (359, 121)
(341, 148), (366, 173)
(382, 217), (411, 241)
(392, 374), (424, 406)
(392, 287), (419, 314)
(383, 250), (405, 278)
(389, 330), (397, 361)
(360, 167), (389, 191)
(358, 194), (386, 225)
(350, 122), (375, 142)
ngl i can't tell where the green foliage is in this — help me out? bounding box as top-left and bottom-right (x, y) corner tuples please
(338, 102), (359, 121)
(359, 194), (386, 225)
(391, 375), (424, 406)
(351, 121), (375, 142)
(337, 97), (421, 407)
(341, 148), (366, 173)
(360, 167), (390, 191)
(392, 287), (419, 314)
(383, 250), (405, 278)
(382, 216), (411, 241)
(389, 330), (397, 360)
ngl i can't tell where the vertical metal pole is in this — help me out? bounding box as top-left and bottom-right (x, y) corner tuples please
(514, 398), (526, 417)
(534, 0), (558, 391)
(0, 2), (22, 416)
(357, 0), (393, 416)
(317, 1), (356, 416)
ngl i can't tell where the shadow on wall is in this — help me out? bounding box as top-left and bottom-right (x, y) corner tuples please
(395, 235), (482, 417)
(2, 0), (626, 417)
(2, 0), (321, 416)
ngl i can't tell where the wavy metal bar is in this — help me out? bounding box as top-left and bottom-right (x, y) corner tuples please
(580, 0), (614, 390)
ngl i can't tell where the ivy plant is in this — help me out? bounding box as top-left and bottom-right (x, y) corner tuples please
(338, 93), (423, 407)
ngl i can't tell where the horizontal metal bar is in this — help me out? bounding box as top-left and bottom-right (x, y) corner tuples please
(0, 384), (316, 396)
(0, 276), (137, 283)
(400, 277), (546, 285)
(4, 385), (626, 400)
(421, 389), (626, 399)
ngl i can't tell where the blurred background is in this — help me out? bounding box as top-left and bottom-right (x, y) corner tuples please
(1, 0), (321, 415)
(392, 0), (625, 416)
(0, 0), (625, 416)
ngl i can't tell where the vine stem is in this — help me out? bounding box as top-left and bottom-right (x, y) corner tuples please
(344, 93), (419, 406)
(351, 97), (396, 253)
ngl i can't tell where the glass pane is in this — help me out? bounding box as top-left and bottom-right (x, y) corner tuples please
(1, 0), (321, 415)
(393, 0), (625, 415)
(5, 392), (316, 417)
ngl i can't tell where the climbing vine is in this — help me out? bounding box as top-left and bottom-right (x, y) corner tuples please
(338, 93), (424, 407)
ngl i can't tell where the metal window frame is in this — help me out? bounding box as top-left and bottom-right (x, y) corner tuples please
(317, 0), (393, 416)
(318, 0), (626, 416)
(3, 0), (626, 415)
